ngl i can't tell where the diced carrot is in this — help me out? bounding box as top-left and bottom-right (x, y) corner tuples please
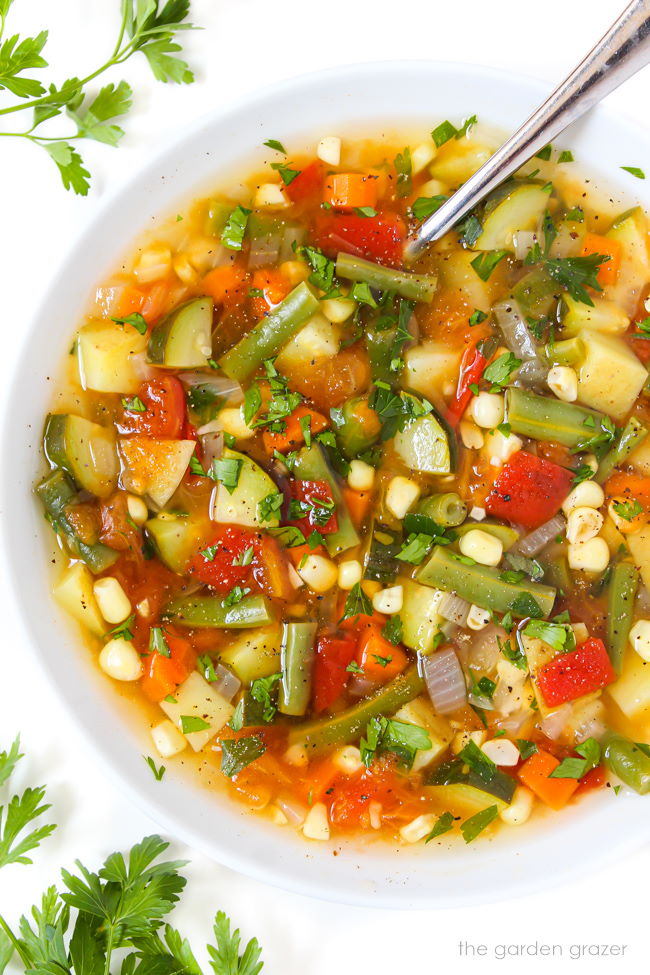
(114, 284), (146, 318)
(580, 232), (622, 287)
(606, 471), (650, 508)
(262, 403), (329, 454)
(517, 749), (579, 810)
(140, 278), (179, 324)
(141, 633), (195, 702)
(343, 486), (373, 528)
(356, 623), (408, 683)
(286, 542), (327, 566)
(324, 173), (378, 211)
(255, 534), (294, 601)
(202, 264), (248, 308)
(299, 757), (341, 804)
(249, 268), (292, 319)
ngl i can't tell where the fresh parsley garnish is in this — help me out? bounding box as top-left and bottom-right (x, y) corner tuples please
(109, 613), (135, 641)
(621, 166), (645, 179)
(394, 147), (412, 198)
(545, 253), (608, 306)
(111, 312), (147, 334)
(381, 615), (403, 645)
(180, 715), (211, 734)
(516, 739), (538, 761)
(461, 804), (498, 843)
(431, 115), (477, 147)
(221, 205), (251, 251)
(613, 498), (644, 521)
(149, 626), (170, 657)
(121, 395), (147, 412)
(360, 715), (431, 769)
(469, 309), (487, 327)
(396, 533), (434, 565)
(339, 582), (373, 623)
(143, 755), (166, 781)
(425, 811), (455, 842)
(221, 736), (266, 778)
(483, 351), (521, 390)
(524, 619), (575, 653)
(470, 249), (508, 281)
(550, 738), (601, 779)
(264, 138), (286, 153)
(411, 194), (447, 219)
(257, 491), (284, 523)
(459, 739), (496, 783)
(210, 456), (243, 494)
(250, 673), (281, 723)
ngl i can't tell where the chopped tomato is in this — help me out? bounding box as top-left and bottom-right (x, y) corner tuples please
(485, 451), (573, 529)
(262, 403), (329, 454)
(311, 211), (405, 267)
(575, 764), (607, 796)
(355, 622), (408, 682)
(328, 763), (412, 828)
(117, 376), (186, 439)
(285, 160), (324, 205)
(518, 749), (579, 810)
(288, 479), (338, 535)
(201, 264), (248, 308)
(98, 492), (141, 553)
(312, 634), (358, 712)
(446, 338), (494, 426)
(188, 526), (259, 593)
(283, 345), (371, 411)
(323, 173), (378, 211)
(141, 632), (195, 702)
(254, 533), (294, 601)
(537, 638), (616, 707)
(580, 232), (622, 287)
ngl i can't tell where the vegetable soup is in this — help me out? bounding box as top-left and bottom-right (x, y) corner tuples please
(38, 121), (650, 846)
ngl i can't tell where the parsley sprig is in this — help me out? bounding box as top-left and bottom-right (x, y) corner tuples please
(0, 1), (197, 195)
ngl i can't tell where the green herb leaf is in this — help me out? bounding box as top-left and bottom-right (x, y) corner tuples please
(149, 626), (170, 657)
(257, 491), (284, 523)
(180, 715), (211, 734)
(546, 253), (608, 306)
(339, 582), (373, 623)
(461, 804), (498, 843)
(242, 385), (262, 425)
(470, 249), (508, 281)
(121, 395), (147, 412)
(483, 351), (521, 390)
(381, 615), (403, 645)
(431, 120), (457, 147)
(221, 205), (251, 251)
(250, 673), (282, 723)
(411, 194), (447, 219)
(621, 166), (645, 179)
(220, 737), (266, 778)
(111, 312), (148, 334)
(264, 138), (286, 153)
(516, 739), (538, 761)
(394, 147), (412, 198)
(354, 205), (378, 217)
(350, 281), (378, 307)
(210, 456), (243, 494)
(550, 738), (601, 779)
(510, 592), (544, 619)
(143, 756), (166, 781)
(396, 533), (434, 565)
(524, 619), (575, 652)
(109, 613), (136, 641)
(425, 811), (455, 842)
(613, 498), (644, 521)
(459, 739), (496, 783)
(469, 309), (487, 327)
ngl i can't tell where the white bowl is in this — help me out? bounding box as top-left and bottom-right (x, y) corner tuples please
(4, 61), (650, 909)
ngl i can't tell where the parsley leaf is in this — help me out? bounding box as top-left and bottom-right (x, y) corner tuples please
(111, 312), (147, 334)
(181, 715), (211, 734)
(621, 166), (645, 179)
(516, 739), (538, 761)
(550, 738), (601, 779)
(360, 716), (431, 768)
(459, 740), (496, 783)
(381, 615), (403, 645)
(0, 736), (56, 868)
(483, 351), (521, 390)
(257, 491), (284, 523)
(396, 533), (434, 565)
(264, 138), (286, 153)
(461, 804), (498, 843)
(221, 205), (251, 251)
(470, 249), (508, 281)
(411, 194), (447, 219)
(425, 811), (455, 842)
(546, 253), (608, 306)
(469, 309), (487, 327)
(510, 592), (543, 619)
(250, 673), (282, 723)
(210, 456), (243, 494)
(339, 582), (373, 623)
(143, 756), (166, 781)
(613, 498), (644, 521)
(394, 147), (412, 198)
(109, 613), (136, 641)
(525, 619), (575, 652)
(121, 395), (147, 412)
(149, 626), (170, 657)
(221, 736), (266, 778)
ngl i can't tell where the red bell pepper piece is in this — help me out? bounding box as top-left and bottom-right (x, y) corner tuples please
(446, 339), (493, 426)
(537, 638), (616, 707)
(188, 526), (259, 593)
(285, 160), (324, 204)
(288, 479), (338, 535)
(485, 450), (573, 529)
(311, 212), (405, 267)
(117, 376), (186, 439)
(312, 634), (358, 713)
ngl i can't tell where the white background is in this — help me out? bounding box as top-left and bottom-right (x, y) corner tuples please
(1, 0), (649, 971)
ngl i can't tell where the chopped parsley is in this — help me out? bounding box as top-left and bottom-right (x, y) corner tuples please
(209, 456), (243, 494)
(612, 498), (643, 521)
(143, 756), (166, 781)
(180, 715), (211, 734)
(524, 619), (575, 653)
(545, 253), (608, 306)
(461, 804), (498, 843)
(221, 735), (266, 777)
(250, 672), (282, 723)
(483, 351), (521, 390)
(111, 312), (147, 334)
(469, 309), (487, 327)
(394, 147), (412, 198)
(109, 614), (135, 641)
(470, 249), (508, 281)
(516, 739), (538, 761)
(381, 615), (403, 645)
(257, 491), (284, 523)
(549, 738), (601, 779)
(411, 194), (447, 220)
(339, 582), (373, 623)
(149, 626), (170, 657)
(621, 166), (645, 179)
(360, 715), (431, 769)
(221, 205), (251, 251)
(425, 811), (455, 842)
(264, 138), (286, 153)
(121, 395), (146, 412)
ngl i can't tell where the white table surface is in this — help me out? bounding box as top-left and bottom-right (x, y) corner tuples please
(1, 1), (649, 971)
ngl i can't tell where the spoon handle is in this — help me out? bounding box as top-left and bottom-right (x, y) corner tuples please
(406, 0), (650, 259)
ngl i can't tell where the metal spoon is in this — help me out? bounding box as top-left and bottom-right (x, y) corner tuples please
(406, 0), (650, 260)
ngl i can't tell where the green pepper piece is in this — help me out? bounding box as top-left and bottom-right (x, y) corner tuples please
(506, 387), (608, 449)
(603, 735), (650, 795)
(162, 594), (274, 628)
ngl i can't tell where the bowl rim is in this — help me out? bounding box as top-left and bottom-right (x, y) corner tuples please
(4, 57), (650, 909)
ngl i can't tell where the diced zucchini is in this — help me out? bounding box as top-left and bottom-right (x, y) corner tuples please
(334, 396), (381, 459)
(146, 512), (209, 574)
(475, 183), (551, 252)
(576, 330), (646, 419)
(204, 199), (233, 237)
(212, 447), (279, 528)
(401, 579), (444, 654)
(44, 414), (119, 499)
(77, 320), (148, 394)
(219, 626), (282, 684)
(626, 524), (650, 591)
(429, 141), (493, 186)
(119, 437), (196, 508)
(147, 297), (214, 368)
(53, 562), (106, 637)
(393, 412), (451, 474)
(425, 757), (516, 812)
(606, 648), (650, 721)
(562, 294), (629, 335)
(160, 671), (233, 751)
(394, 697), (452, 771)
(628, 437), (650, 475)
(606, 206), (650, 314)
(36, 470), (119, 573)
(275, 313), (339, 371)
(403, 341), (461, 399)
(511, 267), (559, 317)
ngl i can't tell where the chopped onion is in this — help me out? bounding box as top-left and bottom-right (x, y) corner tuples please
(279, 226), (306, 262)
(200, 430), (223, 468)
(421, 646), (467, 714)
(540, 704), (572, 741)
(208, 662), (241, 702)
(248, 233), (281, 269)
(512, 230), (538, 262)
(275, 794), (307, 826)
(179, 372), (243, 401)
(466, 624), (506, 672)
(438, 592), (470, 626)
(493, 299), (546, 388)
(348, 675), (381, 698)
(514, 513), (566, 557)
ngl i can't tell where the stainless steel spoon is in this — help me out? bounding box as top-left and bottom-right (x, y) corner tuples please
(406, 0), (650, 260)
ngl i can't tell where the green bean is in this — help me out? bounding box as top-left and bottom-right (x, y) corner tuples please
(292, 444), (359, 555)
(416, 492), (467, 528)
(539, 554), (570, 593)
(545, 337), (583, 367)
(279, 621), (317, 717)
(454, 520), (519, 549)
(606, 562), (639, 672)
(603, 734), (650, 795)
(35, 470), (118, 574)
(162, 594), (274, 628)
(288, 666), (424, 755)
(506, 387), (607, 448)
(416, 545), (556, 618)
(596, 416), (648, 484)
(218, 281), (319, 382)
(336, 252), (437, 302)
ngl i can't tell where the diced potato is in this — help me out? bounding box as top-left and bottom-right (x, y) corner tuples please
(219, 627), (282, 684)
(403, 341), (461, 398)
(119, 437), (196, 508)
(275, 313), (339, 370)
(626, 525), (650, 591)
(439, 248), (497, 308)
(401, 580), (443, 653)
(607, 649), (650, 721)
(160, 671), (233, 751)
(562, 294), (629, 335)
(576, 330), (646, 419)
(628, 437), (650, 475)
(429, 140), (493, 186)
(53, 562), (106, 637)
(77, 320), (149, 394)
